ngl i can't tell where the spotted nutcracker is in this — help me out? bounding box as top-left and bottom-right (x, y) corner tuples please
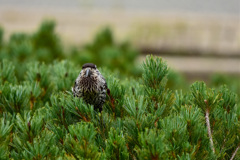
(72, 63), (107, 112)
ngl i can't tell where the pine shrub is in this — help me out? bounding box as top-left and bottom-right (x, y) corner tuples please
(0, 20), (239, 159)
(0, 55), (239, 160)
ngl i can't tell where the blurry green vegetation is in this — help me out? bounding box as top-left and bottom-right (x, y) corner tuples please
(0, 20), (140, 80)
(0, 21), (64, 80)
(210, 74), (240, 96)
(32, 20), (64, 62)
(0, 26), (3, 47)
(70, 28), (141, 76)
(0, 20), (239, 93)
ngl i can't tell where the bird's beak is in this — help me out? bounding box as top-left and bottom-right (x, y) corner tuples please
(85, 68), (91, 77)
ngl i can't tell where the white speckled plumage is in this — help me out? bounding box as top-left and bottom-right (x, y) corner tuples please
(72, 63), (107, 111)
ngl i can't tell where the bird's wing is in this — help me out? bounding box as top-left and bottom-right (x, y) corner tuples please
(72, 70), (84, 97)
(96, 69), (108, 89)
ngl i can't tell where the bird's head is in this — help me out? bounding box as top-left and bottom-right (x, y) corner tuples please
(81, 63), (97, 78)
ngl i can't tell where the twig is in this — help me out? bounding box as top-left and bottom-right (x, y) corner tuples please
(230, 144), (240, 160)
(61, 106), (69, 130)
(205, 108), (215, 153)
(75, 107), (90, 122)
(220, 138), (226, 155)
(107, 88), (116, 113)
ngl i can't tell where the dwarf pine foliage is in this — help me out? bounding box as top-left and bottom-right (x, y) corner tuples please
(0, 55), (239, 160)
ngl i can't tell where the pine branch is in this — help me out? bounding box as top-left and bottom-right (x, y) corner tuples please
(205, 107), (215, 153)
(230, 144), (240, 160)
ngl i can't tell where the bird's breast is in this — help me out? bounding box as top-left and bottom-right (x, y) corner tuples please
(79, 77), (97, 90)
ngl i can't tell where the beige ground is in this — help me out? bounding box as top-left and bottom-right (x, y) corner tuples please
(139, 56), (240, 74)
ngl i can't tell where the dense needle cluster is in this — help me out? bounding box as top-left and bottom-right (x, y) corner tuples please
(72, 63), (107, 112)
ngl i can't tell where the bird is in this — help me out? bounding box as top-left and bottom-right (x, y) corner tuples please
(72, 63), (107, 112)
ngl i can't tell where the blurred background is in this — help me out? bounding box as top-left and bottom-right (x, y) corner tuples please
(0, 0), (239, 92)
